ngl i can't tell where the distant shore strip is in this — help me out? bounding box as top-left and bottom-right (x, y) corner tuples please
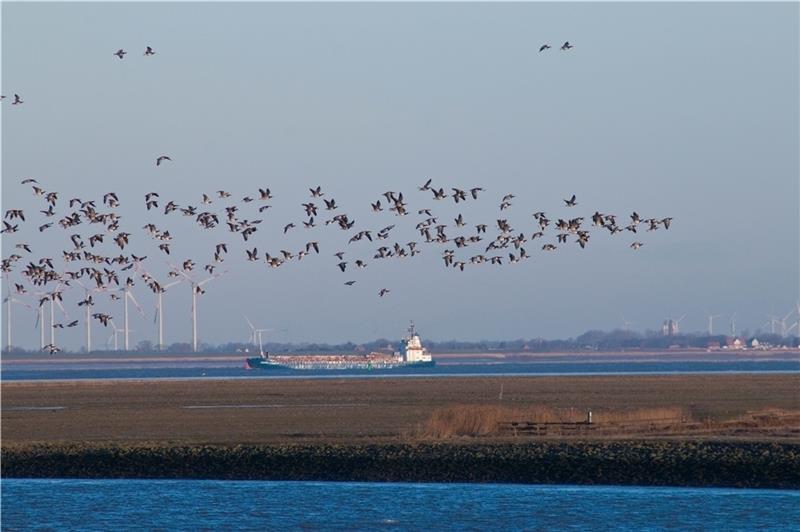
(3, 441), (799, 489)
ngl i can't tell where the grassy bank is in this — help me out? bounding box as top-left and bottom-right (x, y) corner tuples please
(3, 441), (799, 489)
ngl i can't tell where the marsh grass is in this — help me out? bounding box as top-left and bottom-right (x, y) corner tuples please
(421, 404), (693, 438)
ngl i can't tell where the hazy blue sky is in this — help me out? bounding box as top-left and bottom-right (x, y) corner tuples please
(2, 2), (798, 349)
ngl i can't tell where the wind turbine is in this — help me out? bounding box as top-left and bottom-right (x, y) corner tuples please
(3, 281), (34, 351)
(132, 262), (183, 351)
(255, 328), (271, 357)
(153, 279), (183, 351)
(673, 315), (686, 335)
(244, 315), (257, 345)
(36, 286), (68, 351)
(172, 265), (225, 352)
(243, 315), (272, 356)
(118, 279), (145, 351)
(730, 313), (737, 336)
(779, 308), (797, 337)
(621, 315), (634, 332)
(705, 312), (723, 336)
(75, 279), (106, 353)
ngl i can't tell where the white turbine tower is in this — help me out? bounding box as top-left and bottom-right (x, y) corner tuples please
(244, 315), (257, 345)
(730, 313), (737, 336)
(779, 308), (797, 337)
(705, 312), (723, 336)
(75, 280), (106, 353)
(2, 283), (34, 351)
(44, 286), (68, 351)
(131, 262), (183, 351)
(673, 315), (686, 335)
(243, 315), (272, 356)
(118, 280), (145, 351)
(173, 266), (225, 352)
(153, 279), (183, 351)
(255, 328), (271, 357)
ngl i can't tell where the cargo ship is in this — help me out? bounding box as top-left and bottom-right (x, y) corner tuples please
(245, 322), (435, 370)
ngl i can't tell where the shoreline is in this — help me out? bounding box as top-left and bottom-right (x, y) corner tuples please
(3, 441), (799, 489)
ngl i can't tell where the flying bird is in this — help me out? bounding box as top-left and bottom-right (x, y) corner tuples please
(564, 194), (577, 207)
(144, 46), (155, 56)
(539, 44), (551, 52)
(113, 49), (126, 59)
(156, 155), (172, 166)
(561, 41), (573, 50)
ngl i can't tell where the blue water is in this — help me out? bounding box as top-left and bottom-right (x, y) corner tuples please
(3, 359), (798, 381)
(2, 480), (798, 530)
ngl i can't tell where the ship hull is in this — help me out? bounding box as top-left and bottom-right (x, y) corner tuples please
(245, 357), (435, 371)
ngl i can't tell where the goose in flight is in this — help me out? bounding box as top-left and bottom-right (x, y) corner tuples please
(378, 288), (390, 297)
(310, 186), (324, 197)
(564, 194), (577, 207)
(12, 94), (24, 105)
(5, 209), (25, 221)
(452, 188), (467, 203)
(93, 313), (111, 327)
(470, 187), (483, 199)
(539, 44), (551, 52)
(113, 49), (127, 59)
(156, 155), (172, 166)
(283, 223), (295, 234)
(144, 46), (155, 56)
(630, 242), (644, 250)
(419, 178), (432, 191)
(344, 280), (356, 286)
(561, 41), (573, 50)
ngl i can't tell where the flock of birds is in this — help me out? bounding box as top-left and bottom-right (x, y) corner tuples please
(2, 42), (674, 354)
(2, 174), (672, 353)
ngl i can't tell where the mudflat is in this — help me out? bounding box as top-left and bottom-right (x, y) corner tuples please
(2, 374), (799, 445)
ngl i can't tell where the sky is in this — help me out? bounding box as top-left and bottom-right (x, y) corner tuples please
(2, 2), (798, 350)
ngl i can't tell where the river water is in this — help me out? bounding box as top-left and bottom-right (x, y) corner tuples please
(3, 358), (798, 381)
(2, 479), (798, 530)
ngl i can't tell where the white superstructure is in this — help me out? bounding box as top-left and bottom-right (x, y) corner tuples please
(401, 321), (431, 363)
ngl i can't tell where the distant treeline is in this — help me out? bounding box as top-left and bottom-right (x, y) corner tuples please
(3, 329), (798, 355)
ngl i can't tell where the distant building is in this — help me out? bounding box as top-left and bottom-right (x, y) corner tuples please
(662, 319), (679, 336)
(725, 337), (745, 350)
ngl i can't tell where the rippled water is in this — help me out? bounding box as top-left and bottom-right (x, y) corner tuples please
(3, 359), (798, 381)
(2, 480), (799, 530)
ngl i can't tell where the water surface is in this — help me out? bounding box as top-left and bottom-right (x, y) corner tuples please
(3, 479), (799, 531)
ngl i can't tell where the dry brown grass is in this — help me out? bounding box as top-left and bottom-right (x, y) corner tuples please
(3, 375), (799, 445)
(419, 404), (692, 438)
